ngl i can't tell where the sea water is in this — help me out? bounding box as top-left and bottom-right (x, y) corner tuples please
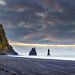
(8, 55), (75, 61)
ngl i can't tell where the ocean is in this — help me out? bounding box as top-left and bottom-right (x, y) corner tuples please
(8, 55), (75, 61)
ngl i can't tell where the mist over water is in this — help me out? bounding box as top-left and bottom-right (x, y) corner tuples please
(13, 46), (75, 55)
(10, 46), (75, 61)
(8, 55), (75, 61)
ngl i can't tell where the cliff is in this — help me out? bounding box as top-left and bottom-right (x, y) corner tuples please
(0, 24), (18, 55)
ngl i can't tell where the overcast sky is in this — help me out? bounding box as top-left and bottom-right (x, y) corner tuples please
(0, 0), (75, 45)
(0, 0), (75, 55)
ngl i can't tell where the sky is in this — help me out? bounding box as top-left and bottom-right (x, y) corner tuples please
(0, 0), (75, 55)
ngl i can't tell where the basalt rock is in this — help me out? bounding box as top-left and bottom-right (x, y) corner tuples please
(29, 48), (37, 56)
(7, 45), (18, 55)
(0, 24), (18, 55)
(47, 49), (50, 56)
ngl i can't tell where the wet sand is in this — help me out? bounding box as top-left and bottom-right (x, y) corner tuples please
(0, 55), (75, 75)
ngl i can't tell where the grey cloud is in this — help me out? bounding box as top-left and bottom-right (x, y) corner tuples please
(0, 0), (75, 44)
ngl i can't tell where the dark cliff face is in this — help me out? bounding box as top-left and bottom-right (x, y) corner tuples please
(7, 45), (18, 55)
(0, 24), (18, 55)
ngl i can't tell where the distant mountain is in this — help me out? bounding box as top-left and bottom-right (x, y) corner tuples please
(0, 24), (18, 55)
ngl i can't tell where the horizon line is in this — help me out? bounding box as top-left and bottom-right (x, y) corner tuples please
(9, 41), (75, 47)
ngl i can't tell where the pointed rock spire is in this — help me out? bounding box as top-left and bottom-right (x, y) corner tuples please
(29, 47), (37, 56)
(47, 49), (50, 56)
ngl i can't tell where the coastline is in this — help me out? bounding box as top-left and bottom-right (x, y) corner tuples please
(0, 55), (75, 75)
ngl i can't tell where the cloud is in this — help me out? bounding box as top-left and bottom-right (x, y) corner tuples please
(0, 0), (75, 44)
(0, 0), (6, 5)
(9, 41), (75, 47)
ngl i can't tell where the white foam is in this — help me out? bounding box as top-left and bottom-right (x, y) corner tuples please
(8, 55), (75, 61)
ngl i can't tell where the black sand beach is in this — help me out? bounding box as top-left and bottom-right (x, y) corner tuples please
(0, 55), (75, 75)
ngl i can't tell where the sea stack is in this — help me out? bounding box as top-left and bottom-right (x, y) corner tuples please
(0, 24), (18, 55)
(47, 49), (50, 56)
(29, 48), (37, 56)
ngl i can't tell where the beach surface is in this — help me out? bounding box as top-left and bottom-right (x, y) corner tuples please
(0, 55), (75, 75)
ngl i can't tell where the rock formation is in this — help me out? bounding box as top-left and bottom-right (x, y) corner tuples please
(7, 45), (18, 55)
(0, 24), (18, 55)
(47, 49), (50, 56)
(29, 48), (37, 56)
